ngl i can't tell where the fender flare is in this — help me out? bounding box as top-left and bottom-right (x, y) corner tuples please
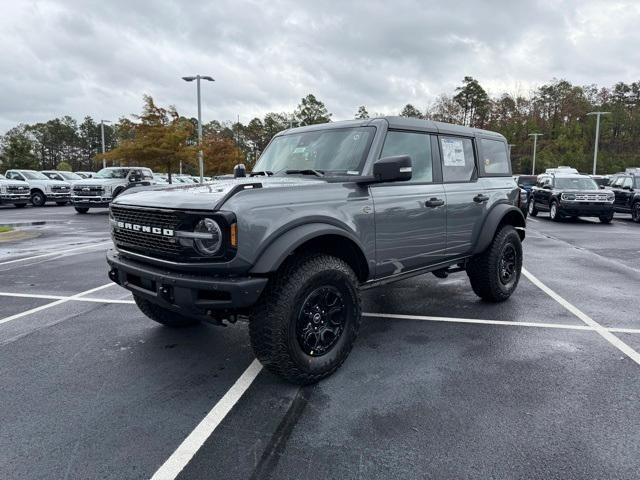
(249, 223), (367, 275)
(472, 204), (526, 254)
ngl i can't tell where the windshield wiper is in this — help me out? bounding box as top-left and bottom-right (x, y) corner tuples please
(284, 169), (324, 177)
(250, 171), (273, 177)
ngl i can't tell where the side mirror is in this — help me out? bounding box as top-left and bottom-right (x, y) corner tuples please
(129, 175), (141, 183)
(518, 183), (525, 188)
(543, 184), (552, 190)
(623, 185), (631, 190)
(372, 155), (412, 183)
(234, 164), (246, 178)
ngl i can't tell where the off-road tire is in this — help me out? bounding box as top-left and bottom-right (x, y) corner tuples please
(466, 225), (522, 302)
(528, 200), (538, 216)
(599, 213), (613, 224)
(31, 191), (46, 207)
(631, 202), (640, 223)
(134, 295), (200, 328)
(549, 201), (561, 221)
(249, 254), (361, 385)
(75, 207), (89, 214)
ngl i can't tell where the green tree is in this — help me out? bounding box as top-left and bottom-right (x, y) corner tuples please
(355, 105), (369, 119)
(454, 76), (490, 127)
(294, 94), (332, 126)
(57, 161), (72, 171)
(400, 104), (422, 118)
(0, 125), (38, 169)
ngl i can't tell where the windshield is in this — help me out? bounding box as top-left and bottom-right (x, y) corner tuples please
(254, 127), (375, 175)
(517, 176), (537, 186)
(59, 172), (82, 180)
(555, 177), (599, 190)
(21, 171), (49, 180)
(95, 168), (130, 179)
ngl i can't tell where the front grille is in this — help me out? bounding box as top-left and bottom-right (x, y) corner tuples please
(51, 185), (70, 193)
(7, 185), (29, 194)
(574, 193), (610, 202)
(74, 185), (104, 196)
(111, 205), (187, 260)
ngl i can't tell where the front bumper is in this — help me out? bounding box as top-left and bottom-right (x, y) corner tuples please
(106, 249), (268, 316)
(559, 202), (614, 216)
(0, 194), (30, 204)
(72, 196), (112, 208)
(47, 192), (71, 199)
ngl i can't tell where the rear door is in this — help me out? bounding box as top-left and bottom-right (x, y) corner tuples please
(371, 130), (446, 277)
(439, 135), (486, 257)
(620, 177), (634, 211)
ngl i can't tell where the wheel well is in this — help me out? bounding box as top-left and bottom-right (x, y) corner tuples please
(498, 210), (526, 240)
(30, 188), (44, 196)
(290, 234), (369, 282)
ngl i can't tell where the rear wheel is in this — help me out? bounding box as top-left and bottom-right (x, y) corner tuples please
(30, 191), (46, 207)
(632, 202), (640, 223)
(549, 201), (561, 221)
(528, 200), (538, 216)
(249, 254), (361, 384)
(75, 207), (89, 214)
(134, 295), (200, 327)
(467, 225), (522, 302)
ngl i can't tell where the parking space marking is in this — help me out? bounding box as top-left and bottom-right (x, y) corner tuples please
(0, 283), (116, 326)
(150, 359), (263, 480)
(0, 241), (112, 266)
(523, 268), (640, 365)
(0, 292), (135, 304)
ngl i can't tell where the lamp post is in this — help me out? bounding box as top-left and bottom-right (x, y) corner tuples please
(100, 120), (112, 169)
(528, 133), (543, 175)
(182, 75), (215, 183)
(587, 111), (610, 175)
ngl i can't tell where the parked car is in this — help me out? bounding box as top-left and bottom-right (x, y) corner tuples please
(71, 167), (154, 214)
(4, 169), (71, 206)
(106, 116), (526, 384)
(608, 172), (640, 222)
(590, 175), (610, 188)
(0, 173), (30, 208)
(528, 172), (615, 223)
(545, 166), (579, 174)
(514, 175), (537, 202)
(75, 171), (96, 179)
(41, 170), (84, 185)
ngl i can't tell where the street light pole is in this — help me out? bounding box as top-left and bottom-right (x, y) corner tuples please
(182, 75), (215, 183)
(528, 133), (543, 175)
(587, 111), (610, 175)
(100, 120), (112, 169)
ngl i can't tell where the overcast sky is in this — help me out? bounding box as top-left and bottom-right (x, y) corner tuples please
(1, 0), (639, 133)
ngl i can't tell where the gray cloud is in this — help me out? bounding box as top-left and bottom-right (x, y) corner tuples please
(1, 0), (639, 132)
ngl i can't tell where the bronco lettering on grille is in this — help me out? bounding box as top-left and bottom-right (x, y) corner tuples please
(116, 221), (174, 237)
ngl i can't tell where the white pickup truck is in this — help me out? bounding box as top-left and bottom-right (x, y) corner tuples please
(0, 173), (31, 208)
(4, 169), (72, 206)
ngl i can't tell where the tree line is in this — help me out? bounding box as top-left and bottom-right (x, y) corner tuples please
(1, 78), (640, 176)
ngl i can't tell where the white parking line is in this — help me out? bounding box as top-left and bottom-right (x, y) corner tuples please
(0, 241), (112, 266)
(0, 292), (135, 304)
(150, 359), (263, 480)
(0, 283), (116, 326)
(523, 268), (640, 365)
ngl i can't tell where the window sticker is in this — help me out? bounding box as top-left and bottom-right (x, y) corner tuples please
(441, 138), (466, 167)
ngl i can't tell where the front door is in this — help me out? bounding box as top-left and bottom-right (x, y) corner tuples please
(371, 130), (446, 278)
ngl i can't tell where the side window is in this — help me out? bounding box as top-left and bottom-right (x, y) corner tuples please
(479, 138), (510, 175)
(141, 169), (153, 180)
(440, 136), (475, 182)
(612, 176), (624, 187)
(622, 177), (633, 189)
(7, 172), (20, 180)
(380, 130), (433, 183)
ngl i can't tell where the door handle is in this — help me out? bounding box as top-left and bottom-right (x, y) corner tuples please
(473, 194), (489, 203)
(425, 198), (445, 208)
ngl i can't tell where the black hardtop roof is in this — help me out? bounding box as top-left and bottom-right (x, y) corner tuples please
(279, 117), (506, 141)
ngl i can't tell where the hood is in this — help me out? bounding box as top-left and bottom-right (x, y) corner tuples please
(36, 179), (70, 186)
(560, 189), (613, 195)
(0, 178), (29, 186)
(73, 178), (122, 186)
(113, 176), (324, 210)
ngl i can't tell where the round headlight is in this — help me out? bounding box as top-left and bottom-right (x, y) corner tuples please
(563, 194), (575, 201)
(194, 218), (222, 255)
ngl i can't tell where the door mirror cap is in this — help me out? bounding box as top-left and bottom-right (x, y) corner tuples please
(372, 155), (412, 183)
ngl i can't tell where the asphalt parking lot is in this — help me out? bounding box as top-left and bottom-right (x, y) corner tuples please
(1, 204), (639, 480)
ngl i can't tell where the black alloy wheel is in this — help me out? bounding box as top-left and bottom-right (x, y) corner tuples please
(498, 243), (517, 287)
(296, 286), (346, 357)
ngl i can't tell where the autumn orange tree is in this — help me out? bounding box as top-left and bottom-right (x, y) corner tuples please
(99, 95), (195, 182)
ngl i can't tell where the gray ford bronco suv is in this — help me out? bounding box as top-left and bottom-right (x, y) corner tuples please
(106, 117), (525, 384)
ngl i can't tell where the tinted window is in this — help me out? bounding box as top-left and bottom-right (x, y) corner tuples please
(480, 139), (510, 175)
(380, 131), (432, 183)
(440, 137), (475, 182)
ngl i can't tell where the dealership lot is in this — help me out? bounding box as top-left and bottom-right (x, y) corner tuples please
(1, 205), (639, 479)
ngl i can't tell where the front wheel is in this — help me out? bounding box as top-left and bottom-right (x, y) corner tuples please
(632, 202), (640, 223)
(249, 254), (361, 384)
(467, 225), (523, 302)
(550, 201), (561, 221)
(31, 191), (46, 207)
(528, 200), (538, 216)
(599, 213), (613, 224)
(134, 295), (200, 327)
